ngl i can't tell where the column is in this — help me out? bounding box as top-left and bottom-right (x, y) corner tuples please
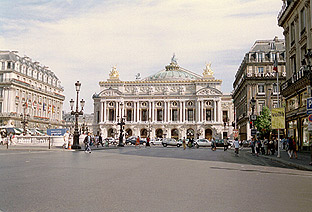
(179, 101), (182, 122)
(137, 101), (140, 122)
(151, 101), (154, 122)
(134, 102), (137, 122)
(218, 100), (222, 123)
(183, 101), (186, 122)
(196, 100), (200, 122)
(213, 100), (216, 122)
(115, 102), (118, 122)
(201, 101), (204, 123)
(100, 101), (103, 123)
(168, 102), (170, 122)
(164, 101), (167, 122)
(103, 101), (106, 122)
(149, 101), (152, 121)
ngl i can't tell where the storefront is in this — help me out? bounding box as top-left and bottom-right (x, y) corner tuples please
(301, 118), (312, 150)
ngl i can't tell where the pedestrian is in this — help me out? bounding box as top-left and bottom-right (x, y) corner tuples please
(263, 137), (269, 155)
(211, 138), (216, 151)
(224, 139), (228, 151)
(255, 138), (261, 156)
(250, 137), (255, 155)
(0, 133), (3, 145)
(146, 136), (151, 148)
(63, 130), (69, 149)
(310, 142), (312, 166)
(182, 137), (186, 150)
(287, 136), (294, 159)
(97, 133), (104, 147)
(135, 136), (140, 148)
(292, 137), (298, 159)
(84, 132), (92, 153)
(233, 138), (239, 156)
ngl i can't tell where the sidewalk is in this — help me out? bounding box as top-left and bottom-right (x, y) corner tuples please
(260, 149), (312, 171)
(0, 144), (118, 151)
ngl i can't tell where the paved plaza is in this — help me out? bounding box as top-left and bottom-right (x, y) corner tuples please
(0, 146), (311, 212)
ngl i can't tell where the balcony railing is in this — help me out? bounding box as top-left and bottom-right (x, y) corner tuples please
(281, 67), (310, 93)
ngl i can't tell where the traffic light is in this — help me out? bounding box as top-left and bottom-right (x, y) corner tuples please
(249, 121), (253, 129)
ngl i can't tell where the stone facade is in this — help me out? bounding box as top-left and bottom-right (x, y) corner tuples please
(233, 38), (286, 140)
(93, 57), (234, 140)
(278, 0), (312, 149)
(0, 51), (65, 131)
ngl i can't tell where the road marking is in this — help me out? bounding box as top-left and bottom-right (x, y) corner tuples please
(0, 151), (51, 156)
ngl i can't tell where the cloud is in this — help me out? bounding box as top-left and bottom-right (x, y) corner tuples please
(0, 0), (284, 113)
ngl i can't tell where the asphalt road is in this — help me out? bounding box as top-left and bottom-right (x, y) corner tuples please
(0, 146), (311, 212)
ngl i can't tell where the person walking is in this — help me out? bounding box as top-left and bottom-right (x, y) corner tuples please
(63, 130), (69, 149)
(255, 138), (261, 156)
(97, 133), (104, 147)
(250, 137), (255, 155)
(233, 138), (239, 156)
(292, 137), (298, 159)
(146, 136), (151, 148)
(182, 137), (186, 150)
(224, 139), (228, 151)
(211, 138), (216, 151)
(287, 137), (294, 159)
(263, 137), (269, 155)
(84, 132), (92, 153)
(135, 136), (140, 148)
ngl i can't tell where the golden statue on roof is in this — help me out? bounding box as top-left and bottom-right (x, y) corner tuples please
(203, 62), (214, 78)
(109, 65), (120, 80)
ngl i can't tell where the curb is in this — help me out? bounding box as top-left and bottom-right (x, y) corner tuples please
(260, 155), (312, 171)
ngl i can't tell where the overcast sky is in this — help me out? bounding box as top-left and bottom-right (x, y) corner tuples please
(0, 0), (284, 113)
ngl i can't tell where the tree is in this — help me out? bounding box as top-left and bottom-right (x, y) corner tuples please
(254, 106), (271, 139)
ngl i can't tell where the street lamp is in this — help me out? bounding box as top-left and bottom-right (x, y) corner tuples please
(117, 102), (125, 147)
(81, 116), (86, 134)
(70, 81), (85, 149)
(20, 102), (29, 135)
(250, 97), (256, 116)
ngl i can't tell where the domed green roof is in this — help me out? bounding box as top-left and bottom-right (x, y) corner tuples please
(144, 61), (202, 81)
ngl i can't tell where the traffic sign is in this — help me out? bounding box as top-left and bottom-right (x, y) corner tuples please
(307, 97), (312, 110)
(251, 129), (257, 136)
(250, 115), (257, 121)
(309, 123), (312, 131)
(309, 114), (312, 122)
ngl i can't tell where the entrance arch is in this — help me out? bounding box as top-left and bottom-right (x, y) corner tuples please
(156, 129), (163, 138)
(140, 129), (148, 138)
(107, 128), (115, 138)
(171, 129), (179, 140)
(125, 129), (132, 138)
(205, 129), (212, 140)
(187, 128), (195, 139)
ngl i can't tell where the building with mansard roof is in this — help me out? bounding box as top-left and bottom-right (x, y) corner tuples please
(278, 0), (312, 150)
(92, 56), (234, 141)
(233, 37), (286, 141)
(0, 50), (65, 132)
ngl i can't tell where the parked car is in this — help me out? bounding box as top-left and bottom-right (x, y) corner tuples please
(150, 138), (162, 145)
(215, 139), (225, 147)
(162, 138), (182, 147)
(194, 138), (212, 148)
(125, 136), (146, 145)
(105, 137), (117, 145)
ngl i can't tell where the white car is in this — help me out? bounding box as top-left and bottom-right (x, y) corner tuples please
(194, 139), (212, 148)
(162, 138), (182, 147)
(150, 138), (162, 145)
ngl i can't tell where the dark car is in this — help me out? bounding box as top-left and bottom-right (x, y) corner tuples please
(125, 136), (146, 145)
(215, 139), (225, 147)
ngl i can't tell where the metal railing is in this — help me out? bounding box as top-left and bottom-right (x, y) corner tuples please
(3, 135), (65, 149)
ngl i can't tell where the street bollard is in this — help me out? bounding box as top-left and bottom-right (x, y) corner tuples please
(6, 139), (8, 149)
(48, 137), (51, 149)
